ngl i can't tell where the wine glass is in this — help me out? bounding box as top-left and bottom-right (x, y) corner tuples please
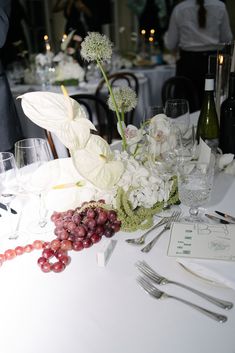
(165, 98), (190, 137)
(148, 123), (184, 178)
(142, 105), (164, 127)
(0, 152), (19, 239)
(14, 138), (52, 234)
(177, 155), (215, 222)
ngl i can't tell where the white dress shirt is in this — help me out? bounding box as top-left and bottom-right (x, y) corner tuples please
(164, 0), (233, 52)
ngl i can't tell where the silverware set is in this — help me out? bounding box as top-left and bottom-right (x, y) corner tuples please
(125, 210), (181, 252)
(136, 260), (233, 323)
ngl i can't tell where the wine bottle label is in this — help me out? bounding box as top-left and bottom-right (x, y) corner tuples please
(205, 79), (214, 91)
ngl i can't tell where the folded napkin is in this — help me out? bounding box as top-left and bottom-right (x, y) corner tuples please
(177, 258), (235, 290)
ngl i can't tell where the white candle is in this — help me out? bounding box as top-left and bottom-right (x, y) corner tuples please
(216, 54), (223, 122)
(44, 34), (50, 52)
(231, 41), (235, 72)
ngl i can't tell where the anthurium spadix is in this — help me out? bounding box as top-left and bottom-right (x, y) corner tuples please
(71, 135), (124, 190)
(19, 91), (96, 149)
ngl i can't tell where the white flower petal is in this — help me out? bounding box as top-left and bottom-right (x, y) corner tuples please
(19, 91), (96, 149)
(71, 135), (124, 190)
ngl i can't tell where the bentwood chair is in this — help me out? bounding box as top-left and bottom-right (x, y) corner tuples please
(70, 93), (114, 144)
(161, 76), (200, 113)
(95, 71), (139, 126)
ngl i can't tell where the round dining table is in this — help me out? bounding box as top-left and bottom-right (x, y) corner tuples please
(0, 157), (235, 353)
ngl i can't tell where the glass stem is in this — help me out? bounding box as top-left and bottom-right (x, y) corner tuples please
(6, 203), (15, 239)
(38, 192), (47, 228)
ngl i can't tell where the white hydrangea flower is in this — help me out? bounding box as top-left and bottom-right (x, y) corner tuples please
(54, 59), (85, 82)
(114, 151), (173, 209)
(81, 32), (113, 63)
(107, 87), (137, 113)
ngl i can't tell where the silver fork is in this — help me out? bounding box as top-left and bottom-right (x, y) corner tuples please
(125, 217), (169, 245)
(137, 276), (227, 323)
(141, 210), (181, 253)
(136, 261), (233, 310)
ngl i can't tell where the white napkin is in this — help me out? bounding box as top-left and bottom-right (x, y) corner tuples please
(177, 258), (235, 290)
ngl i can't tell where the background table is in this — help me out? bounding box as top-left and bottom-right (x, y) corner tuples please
(0, 165), (234, 353)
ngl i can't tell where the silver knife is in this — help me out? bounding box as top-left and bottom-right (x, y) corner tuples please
(205, 213), (234, 224)
(0, 203), (17, 214)
(215, 210), (235, 223)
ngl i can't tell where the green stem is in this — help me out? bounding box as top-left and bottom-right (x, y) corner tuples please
(96, 60), (127, 151)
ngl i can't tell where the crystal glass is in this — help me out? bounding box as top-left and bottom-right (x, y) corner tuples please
(177, 155), (215, 222)
(14, 138), (52, 234)
(0, 152), (19, 239)
(142, 105), (164, 127)
(148, 124), (184, 178)
(165, 98), (190, 136)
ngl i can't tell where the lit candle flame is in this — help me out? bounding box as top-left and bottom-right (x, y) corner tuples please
(44, 34), (49, 42)
(150, 29), (155, 35)
(149, 37), (154, 43)
(219, 54), (224, 65)
(141, 29), (146, 35)
(62, 34), (67, 42)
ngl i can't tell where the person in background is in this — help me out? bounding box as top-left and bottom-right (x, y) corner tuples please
(53, 0), (92, 38)
(0, 0), (23, 152)
(164, 0), (233, 105)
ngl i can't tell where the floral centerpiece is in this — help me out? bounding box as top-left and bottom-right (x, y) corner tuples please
(19, 32), (179, 232)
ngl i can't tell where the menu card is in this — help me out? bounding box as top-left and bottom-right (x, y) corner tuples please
(167, 222), (235, 261)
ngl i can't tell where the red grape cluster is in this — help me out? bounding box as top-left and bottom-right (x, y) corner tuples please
(37, 201), (121, 273)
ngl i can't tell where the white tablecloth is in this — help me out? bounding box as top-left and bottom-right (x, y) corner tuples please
(0, 159), (235, 353)
(131, 64), (176, 107)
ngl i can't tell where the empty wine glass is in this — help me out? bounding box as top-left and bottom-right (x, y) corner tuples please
(0, 152), (19, 239)
(165, 98), (190, 137)
(142, 105), (164, 127)
(177, 155), (215, 222)
(15, 138), (52, 234)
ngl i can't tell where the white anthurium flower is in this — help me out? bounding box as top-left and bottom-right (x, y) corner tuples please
(217, 153), (234, 170)
(71, 135), (124, 190)
(19, 91), (96, 150)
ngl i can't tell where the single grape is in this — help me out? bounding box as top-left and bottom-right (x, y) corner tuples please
(72, 214), (81, 225)
(86, 208), (96, 219)
(83, 238), (92, 248)
(52, 261), (65, 273)
(42, 248), (54, 259)
(24, 244), (33, 253)
(58, 229), (69, 240)
(67, 221), (77, 232)
(41, 261), (51, 273)
(97, 211), (108, 225)
(60, 255), (70, 265)
(87, 218), (97, 230)
(37, 256), (47, 266)
(76, 225), (87, 238)
(91, 233), (101, 244)
(15, 246), (24, 256)
(104, 227), (115, 238)
(72, 240), (84, 251)
(107, 210), (117, 222)
(50, 239), (61, 251)
(55, 249), (68, 260)
(60, 240), (72, 251)
(4, 249), (16, 260)
(32, 240), (44, 249)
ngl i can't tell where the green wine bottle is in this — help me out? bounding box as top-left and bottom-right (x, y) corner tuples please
(219, 72), (235, 154)
(196, 74), (219, 150)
